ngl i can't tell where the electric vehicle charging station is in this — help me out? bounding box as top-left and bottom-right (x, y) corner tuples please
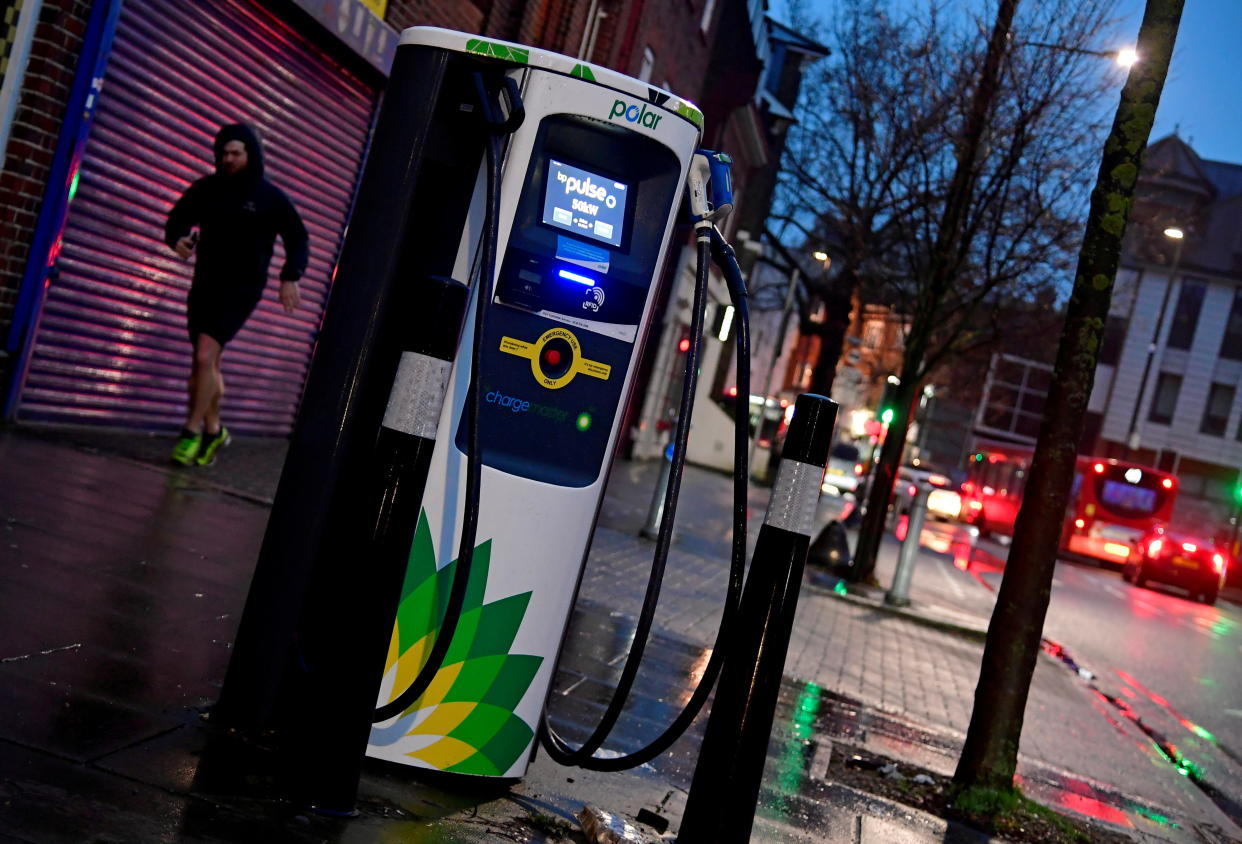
(213, 26), (780, 817)
(363, 28), (702, 779)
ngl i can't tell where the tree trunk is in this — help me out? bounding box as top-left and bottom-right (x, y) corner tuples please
(850, 0), (1019, 581)
(953, 0), (1184, 796)
(807, 276), (856, 398)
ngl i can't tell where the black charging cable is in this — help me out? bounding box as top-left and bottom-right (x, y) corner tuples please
(539, 222), (752, 770)
(374, 72), (521, 723)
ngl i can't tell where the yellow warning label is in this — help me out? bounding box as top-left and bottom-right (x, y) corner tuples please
(499, 337), (535, 359)
(576, 359), (612, 380)
(499, 328), (611, 389)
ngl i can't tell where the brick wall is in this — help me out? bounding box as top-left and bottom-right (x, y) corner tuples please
(386, 0), (485, 35)
(0, 0), (89, 386)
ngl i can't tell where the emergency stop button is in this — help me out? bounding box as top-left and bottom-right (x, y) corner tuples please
(498, 327), (612, 390)
(539, 337), (574, 379)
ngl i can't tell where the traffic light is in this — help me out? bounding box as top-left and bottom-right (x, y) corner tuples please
(676, 324), (691, 353)
(878, 379), (899, 426)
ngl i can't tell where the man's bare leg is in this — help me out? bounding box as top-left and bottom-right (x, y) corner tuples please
(185, 334), (222, 434)
(205, 366), (224, 435)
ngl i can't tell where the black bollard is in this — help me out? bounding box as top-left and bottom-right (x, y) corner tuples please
(212, 44), (496, 813)
(679, 393), (837, 843)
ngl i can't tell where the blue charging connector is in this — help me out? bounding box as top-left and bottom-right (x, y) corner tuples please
(688, 149), (734, 224)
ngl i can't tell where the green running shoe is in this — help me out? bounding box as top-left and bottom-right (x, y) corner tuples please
(196, 427), (231, 466)
(171, 431), (202, 466)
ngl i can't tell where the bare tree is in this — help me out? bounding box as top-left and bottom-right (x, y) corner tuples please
(769, 0), (954, 397)
(770, 0), (1124, 579)
(953, 0), (1183, 805)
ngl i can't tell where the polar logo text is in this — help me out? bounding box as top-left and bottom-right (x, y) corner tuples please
(609, 99), (663, 130)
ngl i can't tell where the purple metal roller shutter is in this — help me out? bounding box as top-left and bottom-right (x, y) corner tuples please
(17, 0), (376, 434)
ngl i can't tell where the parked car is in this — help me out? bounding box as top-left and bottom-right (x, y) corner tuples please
(821, 442), (865, 497)
(1123, 526), (1227, 605)
(891, 466), (961, 522)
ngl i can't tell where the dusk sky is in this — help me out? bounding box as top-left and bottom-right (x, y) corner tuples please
(781, 0), (1240, 165)
(1117, 0), (1241, 164)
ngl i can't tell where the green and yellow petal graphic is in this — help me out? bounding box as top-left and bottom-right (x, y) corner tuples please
(465, 38), (530, 64)
(375, 511), (542, 775)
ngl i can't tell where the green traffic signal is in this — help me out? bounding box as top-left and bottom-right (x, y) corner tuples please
(880, 407), (895, 425)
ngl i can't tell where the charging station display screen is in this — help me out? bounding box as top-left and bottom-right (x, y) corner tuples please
(541, 159), (628, 248)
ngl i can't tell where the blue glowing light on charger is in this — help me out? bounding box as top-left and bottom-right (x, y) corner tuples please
(558, 268), (595, 286)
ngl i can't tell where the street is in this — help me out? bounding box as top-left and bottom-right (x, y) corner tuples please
(866, 511), (1242, 825)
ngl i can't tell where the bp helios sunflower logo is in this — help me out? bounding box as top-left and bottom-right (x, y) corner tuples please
(371, 512), (543, 775)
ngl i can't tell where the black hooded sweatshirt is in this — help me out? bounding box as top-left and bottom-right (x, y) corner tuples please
(164, 124), (309, 299)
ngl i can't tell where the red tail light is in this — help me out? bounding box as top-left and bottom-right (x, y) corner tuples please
(1161, 477), (1174, 489)
(1212, 553), (1225, 573)
(907, 484), (917, 497)
(1181, 542), (1197, 553)
(854, 463), (864, 476)
(1147, 539), (1163, 557)
(1074, 518), (1085, 529)
(1093, 462), (1105, 474)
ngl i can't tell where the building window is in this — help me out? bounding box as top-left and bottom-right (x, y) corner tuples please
(1220, 287), (1242, 361)
(1165, 279), (1205, 350)
(700, 0), (716, 33)
(1099, 315), (1128, 366)
(1201, 383), (1235, 436)
(1147, 372), (1182, 425)
(638, 46), (655, 82)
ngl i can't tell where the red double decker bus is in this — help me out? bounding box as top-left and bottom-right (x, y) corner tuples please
(959, 439), (1177, 564)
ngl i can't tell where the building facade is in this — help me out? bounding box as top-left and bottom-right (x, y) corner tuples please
(629, 8), (827, 466)
(1087, 136), (1242, 529)
(0, 0), (761, 437)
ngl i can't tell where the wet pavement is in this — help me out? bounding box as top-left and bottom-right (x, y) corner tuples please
(2, 426), (1241, 842)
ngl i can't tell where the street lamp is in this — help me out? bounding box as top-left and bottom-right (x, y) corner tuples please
(1124, 225), (1185, 454)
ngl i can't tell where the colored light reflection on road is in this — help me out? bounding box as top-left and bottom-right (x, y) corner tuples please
(1056, 791), (1132, 827)
(772, 682), (822, 808)
(1116, 669), (1219, 749)
(1130, 804), (1176, 828)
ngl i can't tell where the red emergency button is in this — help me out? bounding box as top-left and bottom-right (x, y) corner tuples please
(538, 336), (574, 379)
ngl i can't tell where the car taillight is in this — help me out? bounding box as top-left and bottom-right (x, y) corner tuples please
(854, 463), (864, 476)
(1093, 462), (1105, 474)
(1161, 477), (1174, 489)
(907, 484), (917, 497)
(969, 500), (983, 511)
(1147, 539), (1163, 557)
(1212, 553), (1225, 573)
(1074, 518), (1085, 530)
(1181, 542), (1197, 553)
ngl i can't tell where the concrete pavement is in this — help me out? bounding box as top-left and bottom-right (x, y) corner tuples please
(1, 426), (1239, 842)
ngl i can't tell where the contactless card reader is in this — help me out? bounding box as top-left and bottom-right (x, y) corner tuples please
(366, 29), (701, 778)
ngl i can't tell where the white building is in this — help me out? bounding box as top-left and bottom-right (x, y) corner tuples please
(1087, 136), (1242, 528)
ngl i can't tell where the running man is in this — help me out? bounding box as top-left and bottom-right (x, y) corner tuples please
(164, 123), (308, 466)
